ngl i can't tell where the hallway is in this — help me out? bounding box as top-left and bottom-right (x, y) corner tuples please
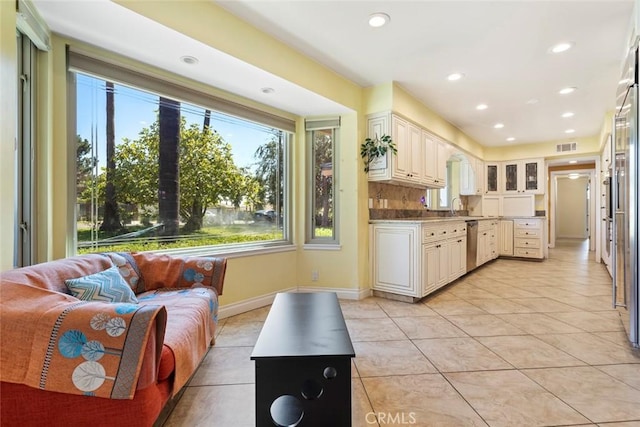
(164, 241), (640, 426)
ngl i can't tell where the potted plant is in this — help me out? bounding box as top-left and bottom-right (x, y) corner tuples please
(360, 134), (396, 173)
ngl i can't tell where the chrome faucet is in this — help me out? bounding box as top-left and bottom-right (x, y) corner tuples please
(451, 197), (460, 216)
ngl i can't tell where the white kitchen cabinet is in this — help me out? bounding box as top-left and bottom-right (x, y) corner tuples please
(499, 220), (514, 256)
(459, 158), (475, 196)
(502, 194), (535, 217)
(501, 159), (544, 195)
(371, 221), (466, 299)
(482, 196), (501, 217)
(370, 224), (420, 296)
(366, 113), (428, 188)
(474, 158), (485, 195)
(423, 131), (447, 188)
(448, 235), (467, 280)
(513, 218), (544, 259)
(477, 220), (498, 265)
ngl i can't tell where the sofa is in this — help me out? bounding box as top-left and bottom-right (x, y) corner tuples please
(0, 252), (227, 427)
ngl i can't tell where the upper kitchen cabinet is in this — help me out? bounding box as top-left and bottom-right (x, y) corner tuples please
(366, 112), (447, 188)
(423, 131), (447, 188)
(501, 159), (544, 194)
(460, 156), (485, 196)
(485, 162), (500, 194)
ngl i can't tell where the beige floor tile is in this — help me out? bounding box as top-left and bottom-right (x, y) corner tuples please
(214, 318), (226, 339)
(392, 315), (467, 339)
(545, 311), (625, 332)
(375, 298), (439, 317)
(470, 284), (541, 298)
(444, 314), (525, 337)
(449, 287), (502, 300)
(523, 366), (640, 423)
(507, 297), (581, 312)
(535, 333), (640, 365)
(594, 331), (635, 347)
(445, 370), (589, 427)
(596, 422), (640, 426)
(222, 305), (271, 324)
(189, 346), (255, 386)
(164, 384), (255, 427)
(352, 378), (378, 427)
(345, 317), (407, 341)
(597, 364), (640, 390)
(214, 321), (264, 347)
(413, 337), (512, 372)
(466, 298), (535, 314)
(422, 289), (461, 303)
(353, 340), (437, 377)
(340, 298), (389, 319)
(477, 335), (585, 368)
(498, 313), (584, 334)
(362, 374), (488, 426)
(425, 298), (488, 316)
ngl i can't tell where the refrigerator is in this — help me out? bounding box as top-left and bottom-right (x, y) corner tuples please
(612, 38), (640, 348)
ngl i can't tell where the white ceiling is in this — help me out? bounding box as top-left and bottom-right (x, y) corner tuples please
(33, 0), (634, 147)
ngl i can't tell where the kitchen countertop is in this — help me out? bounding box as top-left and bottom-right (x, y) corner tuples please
(369, 216), (546, 224)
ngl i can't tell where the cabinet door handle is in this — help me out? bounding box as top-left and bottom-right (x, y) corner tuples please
(458, 239), (462, 243)
(443, 231), (447, 234)
(430, 232), (435, 236)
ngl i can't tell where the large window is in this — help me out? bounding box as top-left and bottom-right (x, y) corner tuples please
(305, 119), (339, 244)
(72, 62), (291, 255)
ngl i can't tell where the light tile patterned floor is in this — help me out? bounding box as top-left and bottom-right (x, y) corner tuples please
(163, 239), (640, 426)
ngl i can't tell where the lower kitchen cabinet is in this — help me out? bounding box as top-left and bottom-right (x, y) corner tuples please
(477, 220), (498, 266)
(513, 219), (544, 259)
(370, 221), (466, 299)
(499, 220), (514, 256)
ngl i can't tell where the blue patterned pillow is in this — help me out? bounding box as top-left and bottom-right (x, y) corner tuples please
(65, 265), (139, 304)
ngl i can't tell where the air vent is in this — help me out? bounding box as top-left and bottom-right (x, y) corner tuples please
(556, 142), (577, 153)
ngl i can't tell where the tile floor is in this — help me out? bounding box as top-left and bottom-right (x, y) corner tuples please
(163, 239), (640, 426)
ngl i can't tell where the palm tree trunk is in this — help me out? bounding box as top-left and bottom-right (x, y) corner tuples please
(100, 81), (121, 232)
(158, 97), (180, 238)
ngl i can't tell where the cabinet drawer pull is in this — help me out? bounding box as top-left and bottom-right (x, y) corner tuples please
(457, 239), (462, 243)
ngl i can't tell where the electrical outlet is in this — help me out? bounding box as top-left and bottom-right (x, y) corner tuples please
(311, 270), (319, 281)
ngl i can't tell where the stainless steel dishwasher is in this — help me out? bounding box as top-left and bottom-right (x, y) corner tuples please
(466, 220), (478, 272)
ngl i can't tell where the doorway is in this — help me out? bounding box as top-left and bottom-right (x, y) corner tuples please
(550, 169), (596, 255)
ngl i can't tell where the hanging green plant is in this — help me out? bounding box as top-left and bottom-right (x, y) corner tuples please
(360, 134), (396, 173)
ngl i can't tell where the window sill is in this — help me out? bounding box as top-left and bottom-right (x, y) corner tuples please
(302, 244), (342, 251)
(143, 241), (297, 259)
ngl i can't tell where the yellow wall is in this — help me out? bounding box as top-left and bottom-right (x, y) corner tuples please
(483, 135), (601, 161)
(0, 1), (17, 270)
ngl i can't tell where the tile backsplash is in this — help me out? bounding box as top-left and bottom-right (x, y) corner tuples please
(368, 182), (426, 210)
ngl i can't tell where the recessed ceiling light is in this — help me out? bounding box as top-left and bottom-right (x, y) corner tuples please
(506, 137), (516, 142)
(476, 103), (488, 110)
(568, 173), (580, 180)
(549, 42), (574, 54)
(562, 112), (575, 118)
(368, 13), (390, 27)
(447, 73), (464, 81)
(565, 129), (575, 134)
(526, 98), (539, 105)
(261, 87), (275, 94)
(180, 55), (199, 65)
(494, 123), (504, 129)
(559, 87), (576, 95)
(569, 160), (578, 164)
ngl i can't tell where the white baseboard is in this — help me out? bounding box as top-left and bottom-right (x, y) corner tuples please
(218, 286), (371, 319)
(296, 286), (372, 300)
(218, 287), (296, 319)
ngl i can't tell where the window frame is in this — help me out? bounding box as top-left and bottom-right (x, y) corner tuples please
(305, 118), (340, 246)
(67, 52), (295, 257)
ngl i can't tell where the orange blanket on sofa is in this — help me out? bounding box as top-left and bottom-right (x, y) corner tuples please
(1, 282), (167, 399)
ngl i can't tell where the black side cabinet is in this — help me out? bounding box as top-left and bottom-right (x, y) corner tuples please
(251, 292), (355, 427)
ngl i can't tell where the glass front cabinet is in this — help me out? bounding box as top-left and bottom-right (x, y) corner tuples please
(485, 162), (500, 194)
(501, 159), (544, 194)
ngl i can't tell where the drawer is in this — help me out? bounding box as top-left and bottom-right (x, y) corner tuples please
(515, 228), (541, 238)
(514, 247), (543, 258)
(514, 238), (541, 249)
(449, 222), (466, 238)
(422, 225), (447, 243)
(514, 219), (541, 229)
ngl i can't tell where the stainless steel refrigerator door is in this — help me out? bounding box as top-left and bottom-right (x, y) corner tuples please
(613, 82), (639, 347)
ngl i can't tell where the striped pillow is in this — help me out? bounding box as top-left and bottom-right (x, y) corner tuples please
(65, 265), (139, 304)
